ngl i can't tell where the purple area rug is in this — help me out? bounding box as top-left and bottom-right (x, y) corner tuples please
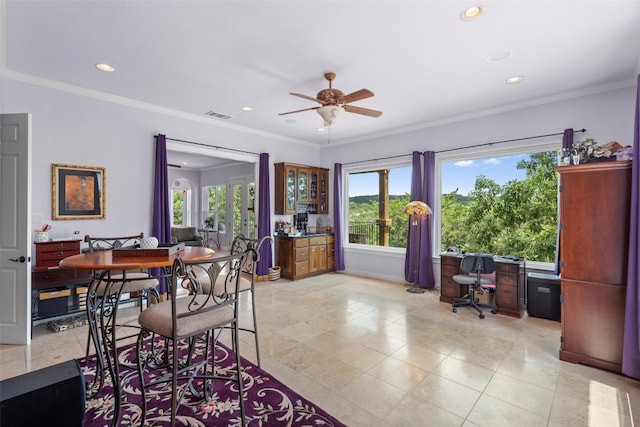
(79, 339), (346, 426)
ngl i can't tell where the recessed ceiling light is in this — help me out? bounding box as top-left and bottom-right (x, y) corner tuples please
(461, 6), (483, 20)
(317, 128), (325, 132)
(486, 51), (512, 62)
(95, 63), (115, 72)
(241, 106), (253, 112)
(506, 75), (524, 84)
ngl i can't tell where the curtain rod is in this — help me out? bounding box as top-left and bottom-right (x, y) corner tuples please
(159, 135), (261, 156)
(436, 128), (587, 154)
(341, 128), (586, 166)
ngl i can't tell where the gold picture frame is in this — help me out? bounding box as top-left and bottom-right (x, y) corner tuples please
(52, 164), (106, 220)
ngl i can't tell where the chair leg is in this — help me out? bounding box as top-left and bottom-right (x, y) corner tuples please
(452, 286), (496, 319)
(136, 331), (149, 425)
(232, 322), (246, 426)
(250, 289), (261, 368)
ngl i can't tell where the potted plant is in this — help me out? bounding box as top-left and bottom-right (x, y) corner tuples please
(571, 137), (598, 164)
(204, 215), (216, 230)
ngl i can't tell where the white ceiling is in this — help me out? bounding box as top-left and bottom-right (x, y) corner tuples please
(3, 0), (640, 155)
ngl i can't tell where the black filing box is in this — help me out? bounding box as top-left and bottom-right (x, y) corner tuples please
(527, 272), (561, 321)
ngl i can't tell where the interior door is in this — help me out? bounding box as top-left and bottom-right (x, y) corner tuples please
(0, 113), (32, 344)
(230, 177), (256, 240)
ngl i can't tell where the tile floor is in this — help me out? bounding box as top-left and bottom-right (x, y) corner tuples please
(1, 272), (639, 426)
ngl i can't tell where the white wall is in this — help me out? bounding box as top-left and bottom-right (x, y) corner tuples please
(2, 76), (636, 284)
(1, 77), (319, 261)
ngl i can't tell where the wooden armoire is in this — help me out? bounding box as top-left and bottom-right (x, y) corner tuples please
(558, 161), (632, 373)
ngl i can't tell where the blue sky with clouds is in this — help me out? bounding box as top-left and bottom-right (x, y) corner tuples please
(442, 154), (527, 195)
(348, 154), (528, 197)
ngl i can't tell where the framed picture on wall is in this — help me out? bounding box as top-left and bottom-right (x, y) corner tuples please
(52, 164), (106, 220)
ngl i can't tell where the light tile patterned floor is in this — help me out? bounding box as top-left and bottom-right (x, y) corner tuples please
(1, 272), (639, 426)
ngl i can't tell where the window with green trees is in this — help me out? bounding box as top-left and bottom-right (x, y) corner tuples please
(202, 184), (226, 229)
(172, 189), (185, 225)
(344, 144), (559, 266)
(347, 165), (412, 248)
(439, 148), (558, 263)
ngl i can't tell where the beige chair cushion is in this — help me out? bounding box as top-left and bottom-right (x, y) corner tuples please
(94, 272), (159, 296)
(452, 274), (492, 286)
(138, 295), (234, 338)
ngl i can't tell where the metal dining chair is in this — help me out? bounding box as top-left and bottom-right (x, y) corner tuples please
(135, 251), (250, 426)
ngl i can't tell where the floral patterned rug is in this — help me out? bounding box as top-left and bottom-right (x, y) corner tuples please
(79, 339), (346, 426)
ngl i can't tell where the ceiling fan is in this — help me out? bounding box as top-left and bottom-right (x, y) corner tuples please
(279, 72), (382, 126)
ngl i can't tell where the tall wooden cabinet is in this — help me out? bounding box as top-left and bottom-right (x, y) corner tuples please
(274, 162), (329, 214)
(558, 161), (631, 373)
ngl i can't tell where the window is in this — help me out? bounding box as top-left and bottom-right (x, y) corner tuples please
(171, 178), (192, 226)
(436, 142), (559, 266)
(346, 162), (412, 248)
(172, 189), (185, 225)
(202, 184), (226, 230)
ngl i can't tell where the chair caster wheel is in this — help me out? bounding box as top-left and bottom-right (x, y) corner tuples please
(452, 308), (457, 313)
(479, 314), (485, 319)
(491, 309), (497, 314)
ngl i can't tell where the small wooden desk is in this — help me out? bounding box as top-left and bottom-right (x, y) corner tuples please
(60, 246), (215, 426)
(440, 253), (526, 318)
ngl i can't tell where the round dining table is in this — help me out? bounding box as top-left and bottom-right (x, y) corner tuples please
(60, 245), (215, 427)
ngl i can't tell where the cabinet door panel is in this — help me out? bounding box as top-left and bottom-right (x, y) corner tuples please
(559, 164), (631, 284)
(297, 169), (308, 202)
(561, 279), (625, 365)
(286, 167), (296, 213)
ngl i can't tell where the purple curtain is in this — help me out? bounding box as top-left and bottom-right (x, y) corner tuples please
(333, 163), (345, 271)
(555, 128), (575, 275)
(256, 153), (272, 276)
(622, 76), (640, 379)
(404, 151), (422, 283)
(419, 151), (435, 288)
(152, 134), (171, 294)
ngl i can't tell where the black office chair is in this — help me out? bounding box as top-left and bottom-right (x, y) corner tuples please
(452, 254), (498, 319)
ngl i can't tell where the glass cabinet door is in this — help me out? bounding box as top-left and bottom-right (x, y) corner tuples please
(286, 168), (296, 212)
(319, 169), (328, 214)
(297, 169), (308, 202)
(310, 171), (318, 201)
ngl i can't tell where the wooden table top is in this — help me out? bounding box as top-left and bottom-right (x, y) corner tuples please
(59, 246), (215, 270)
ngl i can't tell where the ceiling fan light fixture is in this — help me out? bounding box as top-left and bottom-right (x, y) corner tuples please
(317, 105), (344, 126)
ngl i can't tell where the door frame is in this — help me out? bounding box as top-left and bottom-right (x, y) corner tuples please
(165, 141), (260, 246)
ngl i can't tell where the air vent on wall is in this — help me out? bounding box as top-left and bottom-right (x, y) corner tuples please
(205, 111), (232, 120)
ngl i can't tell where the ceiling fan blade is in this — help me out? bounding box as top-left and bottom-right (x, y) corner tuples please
(278, 106), (320, 116)
(344, 104), (383, 117)
(290, 92), (322, 104)
(343, 88), (374, 104)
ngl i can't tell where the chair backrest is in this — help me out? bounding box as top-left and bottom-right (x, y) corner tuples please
(169, 250), (251, 336)
(84, 233), (144, 252)
(229, 234), (273, 276)
(459, 254), (496, 275)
